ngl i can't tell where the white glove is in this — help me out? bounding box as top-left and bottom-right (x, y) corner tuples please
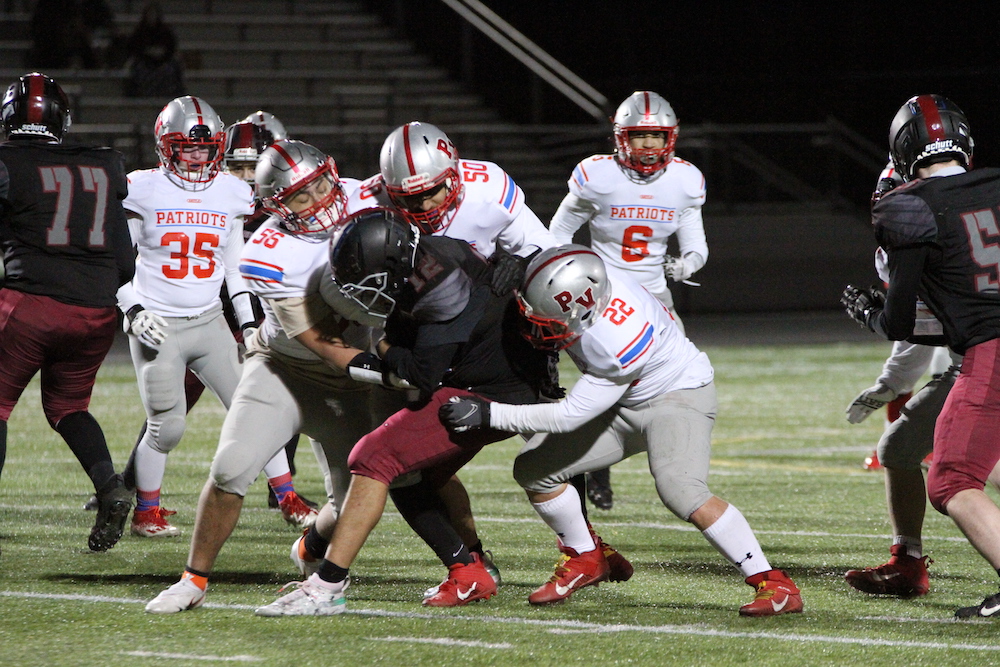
(127, 308), (168, 347)
(664, 255), (695, 282)
(846, 383), (898, 424)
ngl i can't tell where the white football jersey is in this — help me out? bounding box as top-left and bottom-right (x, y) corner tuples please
(240, 179), (369, 359)
(489, 268), (713, 434)
(118, 168), (254, 316)
(550, 155), (707, 294)
(567, 267), (713, 406)
(346, 159), (555, 258)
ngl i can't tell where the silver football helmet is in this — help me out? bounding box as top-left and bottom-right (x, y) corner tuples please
(242, 110), (288, 142)
(517, 244), (612, 351)
(255, 140), (346, 236)
(613, 91), (679, 177)
(379, 121), (463, 234)
(154, 96), (225, 189)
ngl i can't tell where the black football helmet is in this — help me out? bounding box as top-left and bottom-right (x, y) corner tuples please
(330, 208), (419, 322)
(1, 72), (72, 142)
(889, 94), (973, 181)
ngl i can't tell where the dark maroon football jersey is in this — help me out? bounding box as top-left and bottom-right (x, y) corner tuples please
(0, 140), (133, 307)
(874, 167), (1000, 353)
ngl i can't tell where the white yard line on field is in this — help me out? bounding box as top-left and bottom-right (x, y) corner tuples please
(3, 590), (998, 653)
(122, 651), (262, 662)
(367, 637), (513, 649)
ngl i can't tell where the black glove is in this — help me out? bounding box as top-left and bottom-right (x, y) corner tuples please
(540, 351), (566, 402)
(346, 352), (411, 389)
(439, 396), (491, 433)
(490, 249), (532, 296)
(841, 284), (885, 331)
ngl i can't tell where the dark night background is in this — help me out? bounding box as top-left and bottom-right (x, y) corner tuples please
(386, 1), (1000, 168)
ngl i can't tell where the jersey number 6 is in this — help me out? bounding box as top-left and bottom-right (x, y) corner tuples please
(621, 225), (652, 262)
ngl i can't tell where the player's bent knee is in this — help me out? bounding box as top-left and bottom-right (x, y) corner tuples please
(147, 414), (186, 453)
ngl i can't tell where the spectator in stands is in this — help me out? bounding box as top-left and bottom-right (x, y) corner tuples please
(28, 0), (97, 69)
(123, 0), (184, 99)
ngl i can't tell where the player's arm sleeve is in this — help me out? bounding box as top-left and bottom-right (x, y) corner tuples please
(107, 196), (134, 287)
(549, 192), (598, 245)
(873, 244), (929, 340)
(877, 341), (935, 395)
(221, 220), (255, 326)
(674, 204), (708, 273)
(496, 198), (557, 257)
(489, 372), (630, 433)
(292, 313), (362, 372)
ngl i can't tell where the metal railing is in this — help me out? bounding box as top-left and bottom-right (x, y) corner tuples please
(439, 0), (608, 122)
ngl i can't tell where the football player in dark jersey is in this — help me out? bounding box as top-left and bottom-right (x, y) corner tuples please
(0, 72), (135, 552)
(843, 94), (1000, 619)
(254, 208), (549, 615)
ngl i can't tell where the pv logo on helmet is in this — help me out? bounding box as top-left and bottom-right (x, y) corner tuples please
(554, 287), (595, 313)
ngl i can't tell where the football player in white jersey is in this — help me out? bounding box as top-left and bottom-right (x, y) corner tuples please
(549, 90), (708, 511)
(348, 121), (557, 294)
(145, 140), (376, 613)
(440, 246), (803, 616)
(117, 96), (303, 538)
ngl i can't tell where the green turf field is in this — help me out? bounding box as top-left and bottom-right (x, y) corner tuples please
(2, 341), (999, 666)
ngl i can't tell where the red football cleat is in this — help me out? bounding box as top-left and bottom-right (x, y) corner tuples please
(740, 569), (803, 617)
(845, 544), (931, 597)
(423, 553), (498, 607)
(529, 545), (609, 605)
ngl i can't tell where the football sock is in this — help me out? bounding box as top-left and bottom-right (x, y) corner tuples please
(55, 411), (116, 490)
(317, 559), (349, 585)
(569, 473), (590, 523)
(892, 535), (923, 559)
(268, 472), (294, 504)
(121, 422), (147, 492)
(531, 484), (596, 554)
(701, 504), (771, 578)
(136, 489), (160, 513)
(389, 482), (472, 566)
(182, 568), (209, 591)
(283, 434), (299, 477)
(467, 540), (484, 558)
(303, 525), (330, 560)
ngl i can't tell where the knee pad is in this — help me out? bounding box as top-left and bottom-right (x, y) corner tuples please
(146, 414), (186, 454)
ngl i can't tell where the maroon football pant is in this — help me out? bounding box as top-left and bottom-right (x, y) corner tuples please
(348, 387), (513, 487)
(0, 289), (116, 426)
(928, 337), (1000, 513)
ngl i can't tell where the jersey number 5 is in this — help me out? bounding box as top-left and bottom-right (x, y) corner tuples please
(161, 232), (220, 279)
(963, 209), (1000, 292)
(39, 165), (110, 247)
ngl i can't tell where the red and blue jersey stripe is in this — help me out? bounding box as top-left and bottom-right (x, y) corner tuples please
(571, 163), (590, 189)
(498, 172), (519, 213)
(240, 258), (284, 284)
(618, 322), (654, 369)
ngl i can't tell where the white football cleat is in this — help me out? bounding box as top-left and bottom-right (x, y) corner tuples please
(255, 577), (346, 617)
(289, 536), (321, 579)
(145, 578), (206, 614)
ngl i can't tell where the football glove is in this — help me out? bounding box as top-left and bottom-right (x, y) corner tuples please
(841, 284), (885, 331)
(490, 249), (533, 297)
(439, 396), (491, 433)
(124, 305), (168, 347)
(664, 254), (700, 283)
(346, 352), (412, 389)
(846, 382), (898, 424)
